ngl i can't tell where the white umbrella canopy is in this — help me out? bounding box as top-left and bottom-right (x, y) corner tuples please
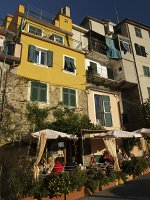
(134, 128), (150, 137)
(31, 129), (77, 139)
(107, 130), (142, 138)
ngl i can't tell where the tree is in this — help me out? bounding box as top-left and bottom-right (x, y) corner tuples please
(26, 102), (50, 132)
(143, 99), (150, 128)
(49, 104), (104, 136)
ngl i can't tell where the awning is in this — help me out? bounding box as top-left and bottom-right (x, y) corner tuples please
(134, 128), (150, 137)
(31, 129), (77, 139)
(107, 130), (142, 138)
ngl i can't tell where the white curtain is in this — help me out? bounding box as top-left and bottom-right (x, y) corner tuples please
(140, 137), (148, 153)
(103, 138), (120, 172)
(33, 131), (47, 181)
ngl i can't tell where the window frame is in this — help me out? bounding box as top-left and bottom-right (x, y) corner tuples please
(28, 24), (43, 37)
(134, 27), (142, 38)
(28, 81), (49, 103)
(94, 94), (113, 127)
(143, 66), (150, 77)
(134, 43), (147, 57)
(62, 87), (77, 107)
(63, 55), (76, 75)
(34, 48), (47, 66)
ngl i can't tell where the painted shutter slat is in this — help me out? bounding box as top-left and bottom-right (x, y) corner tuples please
(47, 50), (53, 67)
(28, 45), (35, 62)
(103, 95), (112, 127)
(30, 86), (38, 101)
(105, 113), (113, 127)
(70, 93), (76, 107)
(40, 88), (47, 102)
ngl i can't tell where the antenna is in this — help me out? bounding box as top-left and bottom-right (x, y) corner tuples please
(114, 0), (119, 24)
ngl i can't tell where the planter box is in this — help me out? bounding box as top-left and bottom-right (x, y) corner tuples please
(101, 182), (116, 190)
(143, 168), (150, 175)
(42, 196), (64, 200)
(66, 187), (84, 200)
(20, 198), (34, 200)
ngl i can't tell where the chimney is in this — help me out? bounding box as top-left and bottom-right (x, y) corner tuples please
(60, 6), (70, 17)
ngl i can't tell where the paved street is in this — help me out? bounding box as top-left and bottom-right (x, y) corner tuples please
(81, 173), (150, 200)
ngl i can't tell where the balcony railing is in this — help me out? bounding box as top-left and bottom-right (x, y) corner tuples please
(87, 65), (115, 80)
(25, 4), (53, 24)
(88, 39), (106, 55)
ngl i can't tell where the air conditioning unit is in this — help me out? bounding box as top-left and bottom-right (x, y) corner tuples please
(106, 23), (114, 35)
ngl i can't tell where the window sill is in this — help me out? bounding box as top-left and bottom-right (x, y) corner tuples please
(63, 69), (76, 75)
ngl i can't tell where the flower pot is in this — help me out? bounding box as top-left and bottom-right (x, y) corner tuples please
(66, 187), (84, 200)
(127, 174), (133, 181)
(118, 178), (124, 185)
(143, 168), (150, 175)
(101, 182), (116, 190)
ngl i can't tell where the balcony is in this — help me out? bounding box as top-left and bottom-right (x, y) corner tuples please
(0, 42), (22, 65)
(87, 65), (116, 85)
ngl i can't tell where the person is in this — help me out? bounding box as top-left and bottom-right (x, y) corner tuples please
(65, 156), (77, 171)
(46, 156), (54, 173)
(117, 149), (124, 164)
(51, 157), (64, 173)
(89, 156), (97, 168)
(99, 150), (113, 163)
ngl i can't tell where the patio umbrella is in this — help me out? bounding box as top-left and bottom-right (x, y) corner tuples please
(31, 129), (77, 139)
(134, 128), (150, 137)
(107, 130), (142, 138)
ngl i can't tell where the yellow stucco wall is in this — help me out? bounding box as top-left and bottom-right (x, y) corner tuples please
(87, 90), (121, 130)
(17, 34), (86, 90)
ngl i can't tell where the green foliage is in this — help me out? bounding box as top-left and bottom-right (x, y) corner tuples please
(123, 138), (142, 152)
(121, 156), (150, 177)
(49, 104), (104, 136)
(8, 157), (34, 199)
(45, 170), (86, 198)
(143, 99), (150, 128)
(26, 102), (49, 132)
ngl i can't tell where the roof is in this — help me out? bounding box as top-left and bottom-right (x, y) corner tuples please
(80, 16), (105, 27)
(116, 18), (150, 30)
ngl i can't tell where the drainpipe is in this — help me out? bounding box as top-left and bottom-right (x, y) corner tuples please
(126, 23), (144, 105)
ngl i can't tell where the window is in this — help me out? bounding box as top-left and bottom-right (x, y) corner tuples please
(134, 43), (147, 57)
(28, 45), (53, 67)
(147, 87), (150, 99)
(120, 40), (130, 53)
(29, 25), (42, 36)
(53, 34), (64, 44)
(30, 81), (47, 102)
(94, 94), (112, 127)
(143, 66), (150, 77)
(135, 27), (142, 38)
(64, 56), (76, 73)
(48, 34), (64, 44)
(62, 88), (76, 107)
(89, 61), (97, 75)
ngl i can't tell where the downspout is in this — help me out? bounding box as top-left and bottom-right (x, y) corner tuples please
(126, 23), (144, 105)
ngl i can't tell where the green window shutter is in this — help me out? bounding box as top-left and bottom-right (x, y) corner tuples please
(28, 45), (35, 62)
(105, 113), (113, 127)
(147, 87), (150, 99)
(40, 88), (47, 102)
(47, 51), (53, 67)
(63, 88), (76, 107)
(103, 95), (113, 127)
(63, 88), (69, 106)
(143, 66), (150, 76)
(70, 89), (76, 107)
(30, 81), (38, 101)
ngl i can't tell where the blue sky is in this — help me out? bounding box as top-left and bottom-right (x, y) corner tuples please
(0, 0), (149, 26)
